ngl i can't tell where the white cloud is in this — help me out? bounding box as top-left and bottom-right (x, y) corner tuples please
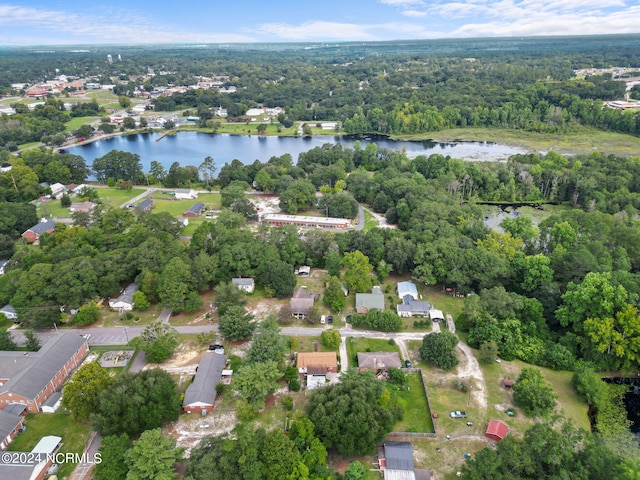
(0, 4), (254, 44)
(402, 9), (429, 17)
(379, 0), (425, 5)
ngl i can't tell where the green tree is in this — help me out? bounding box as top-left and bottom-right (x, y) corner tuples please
(320, 328), (341, 349)
(23, 329), (41, 351)
(584, 304), (640, 369)
(214, 281), (246, 316)
(0, 328), (17, 351)
(279, 179), (316, 214)
(245, 316), (287, 365)
(345, 461), (368, 480)
(342, 250), (374, 293)
(125, 428), (184, 480)
(198, 156), (217, 188)
(119, 96), (132, 109)
(132, 290), (150, 310)
(72, 301), (101, 326)
(572, 362), (607, 410)
(60, 192), (71, 207)
(306, 370), (399, 456)
(512, 368), (557, 417)
(324, 250), (342, 278)
(260, 260), (297, 297)
(137, 322), (179, 363)
(233, 361), (283, 408)
(556, 272), (627, 333)
(419, 331), (459, 370)
(95, 434), (131, 480)
(479, 340), (499, 364)
(63, 362), (114, 420)
(218, 305), (255, 341)
(158, 257), (196, 313)
(323, 276), (346, 312)
(92, 369), (181, 437)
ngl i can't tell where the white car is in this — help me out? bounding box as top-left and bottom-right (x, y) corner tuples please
(320, 315), (326, 324)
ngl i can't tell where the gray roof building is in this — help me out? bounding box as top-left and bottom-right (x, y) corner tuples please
(356, 286), (385, 313)
(136, 199), (154, 211)
(358, 352), (402, 370)
(185, 202), (205, 216)
(0, 332), (86, 401)
(0, 408), (23, 447)
(396, 297), (431, 317)
(26, 220), (56, 236)
(232, 278), (255, 287)
(397, 282), (418, 300)
(183, 353), (227, 411)
(290, 287), (315, 317)
(0, 304), (17, 320)
(108, 283), (138, 311)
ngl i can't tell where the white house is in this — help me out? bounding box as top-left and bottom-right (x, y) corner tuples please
(108, 283), (138, 312)
(0, 304), (17, 322)
(174, 189), (198, 200)
(397, 281), (419, 301)
(49, 183), (67, 199)
(231, 278), (255, 293)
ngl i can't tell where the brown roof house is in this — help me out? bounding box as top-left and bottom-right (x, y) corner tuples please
(21, 219), (55, 244)
(290, 287), (315, 319)
(357, 352), (402, 371)
(296, 352), (338, 374)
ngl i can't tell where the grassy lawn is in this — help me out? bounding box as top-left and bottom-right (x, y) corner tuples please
(96, 187), (146, 208)
(36, 198), (69, 219)
(346, 337), (400, 367)
(422, 286), (465, 322)
(397, 126), (640, 157)
(8, 412), (91, 478)
(363, 209), (378, 230)
(99, 304), (163, 327)
(288, 335), (333, 354)
(18, 141), (40, 150)
(64, 116), (99, 132)
(149, 192), (221, 216)
(390, 372), (435, 433)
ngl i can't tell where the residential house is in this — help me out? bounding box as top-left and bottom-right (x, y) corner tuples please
(174, 189), (198, 200)
(397, 282), (419, 301)
(183, 353), (227, 413)
(397, 297), (431, 318)
(0, 260), (7, 275)
(296, 352), (338, 374)
(378, 441), (431, 480)
(0, 305), (17, 322)
(289, 287), (315, 319)
(295, 266), (311, 276)
(69, 201), (97, 213)
(135, 199), (154, 212)
(21, 219), (55, 244)
(184, 202), (205, 218)
(357, 352), (402, 371)
(108, 283), (137, 312)
(355, 286), (385, 314)
(0, 409), (23, 450)
(231, 278), (255, 293)
(49, 183), (67, 199)
(0, 333), (89, 414)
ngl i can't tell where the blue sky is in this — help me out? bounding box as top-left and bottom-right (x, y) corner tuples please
(1, 0), (639, 45)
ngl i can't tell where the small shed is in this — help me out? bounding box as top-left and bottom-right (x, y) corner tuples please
(485, 419), (509, 441)
(501, 377), (514, 388)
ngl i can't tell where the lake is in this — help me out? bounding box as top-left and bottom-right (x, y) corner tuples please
(65, 132), (528, 172)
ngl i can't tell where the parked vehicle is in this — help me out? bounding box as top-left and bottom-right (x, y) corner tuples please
(450, 411), (467, 418)
(320, 315), (326, 324)
(405, 359), (412, 368)
(328, 315), (333, 325)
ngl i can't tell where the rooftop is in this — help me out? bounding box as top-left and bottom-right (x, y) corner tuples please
(183, 353), (227, 407)
(296, 351), (337, 369)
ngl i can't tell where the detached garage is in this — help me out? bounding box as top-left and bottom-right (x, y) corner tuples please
(485, 419), (509, 441)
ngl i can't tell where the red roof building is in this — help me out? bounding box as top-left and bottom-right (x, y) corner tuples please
(485, 419), (509, 441)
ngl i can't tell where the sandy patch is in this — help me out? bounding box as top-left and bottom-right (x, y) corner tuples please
(168, 408), (237, 454)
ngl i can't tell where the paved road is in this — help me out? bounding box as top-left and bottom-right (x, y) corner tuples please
(69, 433), (101, 480)
(10, 324), (428, 346)
(356, 205), (365, 231)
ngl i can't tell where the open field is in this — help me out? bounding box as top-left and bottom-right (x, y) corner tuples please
(398, 126), (640, 157)
(390, 372), (435, 433)
(64, 116), (98, 132)
(148, 192), (221, 216)
(8, 413), (91, 478)
(97, 187), (146, 208)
